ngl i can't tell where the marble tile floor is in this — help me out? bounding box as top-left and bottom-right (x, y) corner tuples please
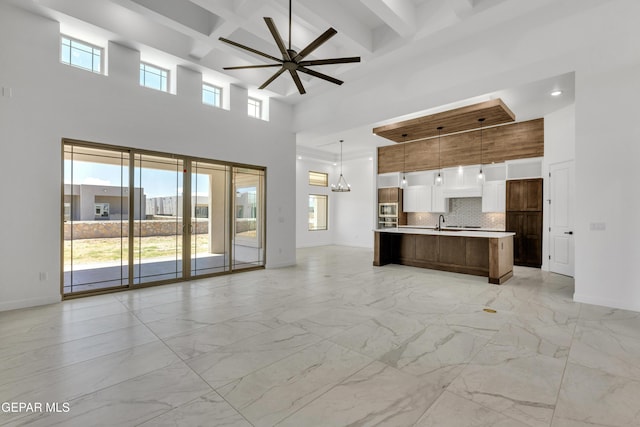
(1, 246), (639, 426)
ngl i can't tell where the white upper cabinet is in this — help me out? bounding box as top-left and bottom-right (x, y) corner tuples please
(403, 185), (432, 212)
(482, 181), (506, 212)
(431, 185), (449, 212)
(506, 157), (543, 180)
(377, 172), (401, 188)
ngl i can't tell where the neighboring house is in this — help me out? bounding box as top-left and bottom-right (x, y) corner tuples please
(63, 184), (145, 221)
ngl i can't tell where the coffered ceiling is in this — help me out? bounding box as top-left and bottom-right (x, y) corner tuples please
(10, 0), (581, 157)
(12, 0), (508, 100)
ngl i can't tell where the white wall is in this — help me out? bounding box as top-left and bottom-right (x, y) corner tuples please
(332, 157), (376, 248)
(574, 61), (640, 312)
(0, 4), (295, 311)
(542, 104), (576, 271)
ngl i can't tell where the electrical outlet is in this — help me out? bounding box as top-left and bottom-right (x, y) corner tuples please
(39, 272), (48, 281)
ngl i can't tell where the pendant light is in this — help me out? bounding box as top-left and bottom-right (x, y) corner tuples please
(401, 133), (408, 187)
(478, 118), (485, 182)
(435, 126), (444, 186)
(331, 139), (351, 192)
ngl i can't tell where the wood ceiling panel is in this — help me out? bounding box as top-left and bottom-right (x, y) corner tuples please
(376, 119), (543, 174)
(373, 99), (515, 142)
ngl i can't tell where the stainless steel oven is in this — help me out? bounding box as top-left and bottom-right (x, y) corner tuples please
(378, 203), (398, 218)
(378, 217), (398, 228)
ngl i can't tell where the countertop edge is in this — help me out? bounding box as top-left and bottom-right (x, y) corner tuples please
(374, 228), (516, 238)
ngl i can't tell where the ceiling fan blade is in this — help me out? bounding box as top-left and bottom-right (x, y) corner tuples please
(297, 66), (343, 86)
(298, 57), (361, 66)
(219, 37), (282, 63)
(288, 70), (306, 94)
(294, 27), (337, 61)
(264, 18), (290, 60)
(259, 67), (286, 89)
(223, 64), (283, 70)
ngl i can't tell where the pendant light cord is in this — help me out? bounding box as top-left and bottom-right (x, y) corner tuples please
(437, 126), (442, 172)
(289, 0), (292, 50)
(478, 118), (485, 174)
(340, 139), (343, 176)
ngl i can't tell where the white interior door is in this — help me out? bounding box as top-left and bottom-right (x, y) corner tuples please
(549, 161), (575, 276)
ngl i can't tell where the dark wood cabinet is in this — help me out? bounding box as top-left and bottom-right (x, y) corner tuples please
(506, 178), (543, 267)
(378, 187), (401, 203)
(378, 187), (406, 225)
(415, 235), (438, 262)
(439, 236), (466, 266)
(506, 178), (543, 211)
(374, 231), (512, 284)
(399, 234), (415, 261)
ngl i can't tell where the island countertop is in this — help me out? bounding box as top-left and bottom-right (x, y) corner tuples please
(373, 228), (514, 284)
(374, 228), (515, 239)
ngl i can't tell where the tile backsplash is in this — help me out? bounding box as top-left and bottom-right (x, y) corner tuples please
(407, 197), (505, 230)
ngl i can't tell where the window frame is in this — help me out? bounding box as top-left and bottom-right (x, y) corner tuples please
(308, 194), (328, 231)
(139, 61), (169, 92)
(308, 171), (329, 187)
(202, 83), (223, 108)
(60, 35), (103, 74)
(247, 97), (263, 119)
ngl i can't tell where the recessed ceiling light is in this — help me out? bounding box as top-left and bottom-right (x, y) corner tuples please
(297, 155), (302, 160)
(333, 163), (337, 166)
(551, 90), (563, 97)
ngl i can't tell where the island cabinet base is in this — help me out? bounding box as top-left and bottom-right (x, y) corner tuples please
(374, 232), (514, 284)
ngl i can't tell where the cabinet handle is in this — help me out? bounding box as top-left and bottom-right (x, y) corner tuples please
(564, 231), (573, 235)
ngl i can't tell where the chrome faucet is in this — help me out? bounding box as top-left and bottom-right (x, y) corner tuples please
(438, 214), (445, 231)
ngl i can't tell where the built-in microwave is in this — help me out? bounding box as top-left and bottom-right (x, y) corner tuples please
(378, 203), (398, 218)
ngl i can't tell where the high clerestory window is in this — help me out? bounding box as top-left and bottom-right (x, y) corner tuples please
(139, 62), (169, 92)
(309, 171), (328, 187)
(203, 83), (222, 108)
(247, 97), (262, 119)
(60, 36), (103, 74)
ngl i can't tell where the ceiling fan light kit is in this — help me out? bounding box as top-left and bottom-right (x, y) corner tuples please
(219, 0), (360, 94)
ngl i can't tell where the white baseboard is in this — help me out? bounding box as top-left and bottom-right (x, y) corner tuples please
(0, 295), (61, 312)
(574, 293), (640, 313)
(266, 261), (296, 269)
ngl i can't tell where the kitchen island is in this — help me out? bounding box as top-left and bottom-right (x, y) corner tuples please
(373, 227), (515, 284)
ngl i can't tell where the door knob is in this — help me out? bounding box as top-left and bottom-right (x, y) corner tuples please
(564, 231), (573, 235)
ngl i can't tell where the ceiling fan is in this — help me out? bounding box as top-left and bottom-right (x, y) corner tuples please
(219, 0), (361, 94)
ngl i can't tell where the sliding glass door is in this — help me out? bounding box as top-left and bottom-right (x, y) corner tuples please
(232, 168), (265, 270)
(133, 153), (184, 284)
(190, 161), (230, 276)
(63, 141), (265, 297)
(63, 144), (130, 294)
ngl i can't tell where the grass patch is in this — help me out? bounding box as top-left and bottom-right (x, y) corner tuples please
(65, 235), (211, 265)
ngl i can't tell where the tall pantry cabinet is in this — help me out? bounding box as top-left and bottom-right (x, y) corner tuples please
(506, 178), (543, 267)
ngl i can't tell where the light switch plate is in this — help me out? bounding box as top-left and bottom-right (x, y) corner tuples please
(590, 222), (606, 231)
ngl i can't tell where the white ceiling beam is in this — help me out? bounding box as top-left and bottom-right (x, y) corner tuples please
(414, 0), (461, 40)
(359, 0), (416, 38)
(449, 0), (474, 18)
(188, 0), (267, 59)
(291, 0), (374, 55)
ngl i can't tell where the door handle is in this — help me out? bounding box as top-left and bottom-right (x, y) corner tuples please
(564, 231), (573, 235)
